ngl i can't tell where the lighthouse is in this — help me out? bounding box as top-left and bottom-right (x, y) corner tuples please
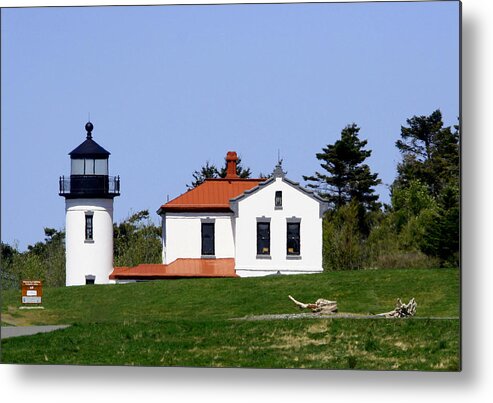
(59, 122), (120, 286)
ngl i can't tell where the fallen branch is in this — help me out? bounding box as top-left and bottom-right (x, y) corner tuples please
(376, 298), (417, 318)
(288, 295), (338, 314)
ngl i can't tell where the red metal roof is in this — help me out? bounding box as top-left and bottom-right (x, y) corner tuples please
(160, 178), (264, 213)
(109, 258), (237, 280)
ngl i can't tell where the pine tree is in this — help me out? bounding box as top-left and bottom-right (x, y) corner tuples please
(394, 110), (459, 196)
(188, 156), (252, 189)
(218, 156), (252, 179)
(303, 123), (381, 211)
(187, 161), (219, 189)
(392, 110), (460, 266)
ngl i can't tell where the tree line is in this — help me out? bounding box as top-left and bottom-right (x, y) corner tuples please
(1, 211), (162, 289)
(187, 109), (459, 269)
(1, 109), (459, 289)
(312, 109), (459, 270)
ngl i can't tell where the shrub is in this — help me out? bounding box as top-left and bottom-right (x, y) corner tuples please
(323, 203), (367, 271)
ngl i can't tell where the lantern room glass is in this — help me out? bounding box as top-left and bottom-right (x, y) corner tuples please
(71, 158), (108, 175)
(95, 159), (108, 175)
(71, 159), (84, 175)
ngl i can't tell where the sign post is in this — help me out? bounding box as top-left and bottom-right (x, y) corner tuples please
(21, 280), (43, 307)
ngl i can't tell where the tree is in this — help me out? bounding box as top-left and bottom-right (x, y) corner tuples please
(113, 210), (162, 267)
(419, 183), (460, 267)
(41, 228), (66, 287)
(394, 110), (459, 196)
(1, 242), (19, 289)
(187, 161), (219, 189)
(304, 123), (382, 212)
(218, 155), (252, 179)
(1, 241), (18, 266)
(187, 155), (252, 189)
(322, 202), (366, 271)
(1, 228), (66, 289)
(390, 180), (437, 232)
(391, 110), (460, 266)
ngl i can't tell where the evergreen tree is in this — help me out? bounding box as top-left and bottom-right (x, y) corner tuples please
(188, 156), (252, 189)
(420, 183), (460, 267)
(187, 161), (219, 189)
(1, 241), (18, 266)
(394, 110), (459, 196)
(1, 242), (19, 289)
(392, 110), (460, 266)
(303, 123), (381, 212)
(218, 155), (252, 179)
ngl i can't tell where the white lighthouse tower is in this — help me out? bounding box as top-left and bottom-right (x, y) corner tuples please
(59, 122), (120, 286)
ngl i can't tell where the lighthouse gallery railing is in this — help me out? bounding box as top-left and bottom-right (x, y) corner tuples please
(59, 175), (120, 196)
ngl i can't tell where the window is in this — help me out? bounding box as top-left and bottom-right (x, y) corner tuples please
(85, 275), (95, 285)
(257, 222), (270, 255)
(201, 222), (215, 256)
(71, 159), (84, 175)
(95, 159), (108, 175)
(85, 159), (95, 174)
(71, 158), (109, 175)
(287, 222), (300, 255)
(85, 214), (93, 241)
(275, 191), (282, 208)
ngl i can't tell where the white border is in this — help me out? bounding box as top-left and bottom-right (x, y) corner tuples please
(2, 0), (491, 402)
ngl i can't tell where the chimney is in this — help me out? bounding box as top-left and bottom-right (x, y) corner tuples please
(225, 151), (239, 179)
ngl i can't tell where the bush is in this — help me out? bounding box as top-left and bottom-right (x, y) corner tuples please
(323, 203), (367, 271)
(1, 229), (66, 290)
(113, 210), (162, 268)
(364, 212), (440, 269)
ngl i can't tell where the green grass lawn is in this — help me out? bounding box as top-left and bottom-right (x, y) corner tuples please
(1, 268), (460, 370)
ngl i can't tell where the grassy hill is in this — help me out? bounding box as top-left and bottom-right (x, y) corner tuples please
(1, 268), (460, 370)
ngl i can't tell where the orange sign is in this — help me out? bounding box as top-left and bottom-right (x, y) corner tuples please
(21, 280), (43, 305)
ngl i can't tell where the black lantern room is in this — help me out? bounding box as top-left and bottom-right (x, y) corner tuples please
(59, 122), (120, 198)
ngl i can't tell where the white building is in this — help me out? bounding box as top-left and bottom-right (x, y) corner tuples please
(151, 152), (328, 278)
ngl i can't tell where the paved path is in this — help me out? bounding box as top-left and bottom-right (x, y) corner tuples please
(1, 325), (70, 339)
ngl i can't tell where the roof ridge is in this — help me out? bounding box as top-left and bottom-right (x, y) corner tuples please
(205, 178), (264, 182)
(158, 178), (265, 213)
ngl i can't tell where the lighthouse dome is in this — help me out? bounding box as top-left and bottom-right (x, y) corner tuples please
(69, 121), (110, 159)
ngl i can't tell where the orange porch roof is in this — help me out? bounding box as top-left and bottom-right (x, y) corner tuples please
(109, 258), (237, 280)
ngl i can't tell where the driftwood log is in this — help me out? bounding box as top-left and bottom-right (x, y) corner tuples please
(376, 298), (417, 318)
(288, 295), (416, 318)
(288, 295), (338, 314)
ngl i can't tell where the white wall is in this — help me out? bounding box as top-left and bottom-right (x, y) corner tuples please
(234, 177), (323, 276)
(65, 198), (115, 286)
(162, 212), (235, 264)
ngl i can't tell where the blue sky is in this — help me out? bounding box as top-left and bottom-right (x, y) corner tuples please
(1, 1), (459, 250)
